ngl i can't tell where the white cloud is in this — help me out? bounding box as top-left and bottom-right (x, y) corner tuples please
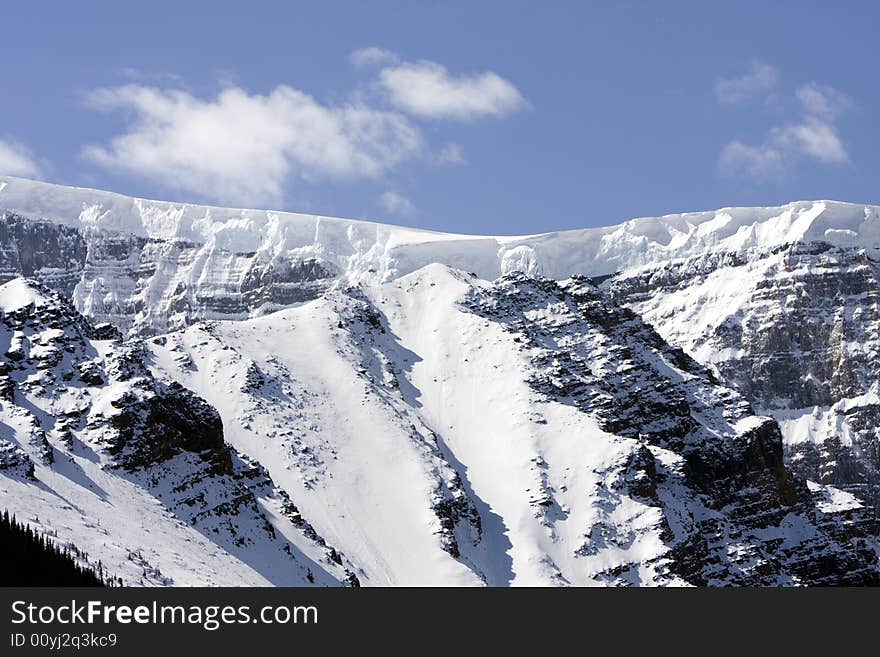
(720, 117), (847, 181)
(795, 83), (852, 119)
(118, 67), (187, 86)
(718, 64), (852, 181)
(378, 60), (526, 121)
(81, 53), (525, 204)
(350, 47), (400, 68)
(380, 190), (415, 216)
(773, 118), (848, 164)
(0, 139), (42, 178)
(715, 61), (778, 105)
(81, 84), (423, 207)
(434, 143), (465, 165)
(719, 140), (784, 179)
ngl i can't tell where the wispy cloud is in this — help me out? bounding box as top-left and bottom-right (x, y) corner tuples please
(795, 82), (852, 119)
(434, 142), (465, 165)
(719, 141), (785, 180)
(81, 84), (423, 207)
(720, 116), (849, 180)
(380, 190), (415, 216)
(715, 61), (778, 105)
(350, 47), (400, 68)
(371, 55), (526, 121)
(772, 117), (848, 164)
(0, 138), (43, 178)
(117, 67), (187, 87)
(718, 65), (851, 181)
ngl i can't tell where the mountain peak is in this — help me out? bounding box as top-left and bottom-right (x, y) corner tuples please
(0, 277), (54, 313)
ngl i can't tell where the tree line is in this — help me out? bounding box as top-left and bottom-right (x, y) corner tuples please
(0, 509), (108, 586)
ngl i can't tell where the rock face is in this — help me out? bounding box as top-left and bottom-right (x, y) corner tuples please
(101, 344), (227, 473)
(0, 211), (336, 337)
(0, 213), (87, 298)
(608, 242), (880, 516)
(3, 175), (878, 338)
(459, 272), (878, 585)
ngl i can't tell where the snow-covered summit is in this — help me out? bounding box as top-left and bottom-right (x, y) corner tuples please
(2, 175), (878, 283)
(0, 277), (51, 313)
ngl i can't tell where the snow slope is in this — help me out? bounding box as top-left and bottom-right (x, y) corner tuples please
(146, 302), (482, 585)
(143, 266), (879, 585)
(145, 268), (675, 585)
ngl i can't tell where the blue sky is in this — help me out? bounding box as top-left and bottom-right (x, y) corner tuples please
(2, 1), (878, 234)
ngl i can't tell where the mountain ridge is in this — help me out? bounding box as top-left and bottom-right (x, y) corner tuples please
(2, 175), (879, 284)
(2, 174), (876, 239)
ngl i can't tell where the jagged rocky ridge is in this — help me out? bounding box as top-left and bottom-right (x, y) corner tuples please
(1, 176), (878, 585)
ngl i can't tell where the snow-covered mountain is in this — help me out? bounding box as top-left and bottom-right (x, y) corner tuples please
(2, 175), (877, 335)
(1, 175), (878, 585)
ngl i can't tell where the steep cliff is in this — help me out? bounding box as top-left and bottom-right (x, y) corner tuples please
(608, 242), (880, 514)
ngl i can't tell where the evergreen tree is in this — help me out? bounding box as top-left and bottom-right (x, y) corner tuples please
(0, 509), (105, 586)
